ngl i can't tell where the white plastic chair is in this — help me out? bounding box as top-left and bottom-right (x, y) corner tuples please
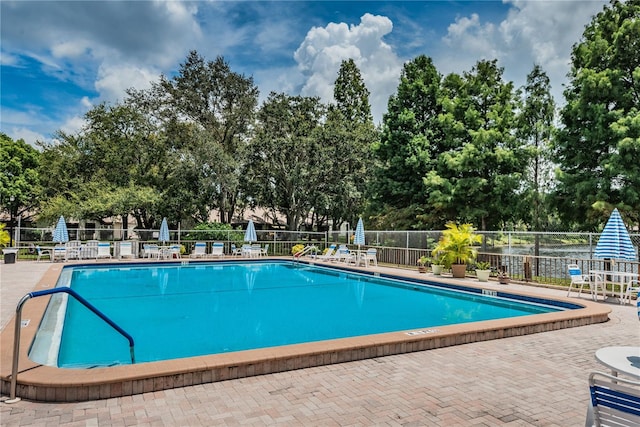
(36, 246), (52, 262)
(231, 244), (242, 257)
(96, 242), (112, 259)
(210, 242), (225, 258)
(588, 372), (640, 426)
(118, 241), (134, 259)
(623, 279), (640, 306)
(190, 242), (207, 258)
(260, 244), (269, 256)
(567, 264), (595, 298)
(362, 248), (378, 267)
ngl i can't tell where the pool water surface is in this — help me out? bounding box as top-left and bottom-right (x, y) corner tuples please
(33, 261), (561, 368)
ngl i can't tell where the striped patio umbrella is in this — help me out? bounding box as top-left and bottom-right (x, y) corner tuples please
(52, 216), (69, 243)
(594, 208), (636, 261)
(159, 218), (170, 244)
(244, 219), (257, 243)
(354, 217), (365, 249)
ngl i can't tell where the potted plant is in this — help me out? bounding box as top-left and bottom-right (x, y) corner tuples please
(432, 222), (482, 279)
(0, 224), (17, 264)
(417, 256), (431, 273)
(475, 261), (491, 282)
(430, 252), (445, 275)
(498, 267), (510, 284)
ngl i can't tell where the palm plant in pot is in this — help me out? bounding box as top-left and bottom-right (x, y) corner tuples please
(432, 222), (482, 279)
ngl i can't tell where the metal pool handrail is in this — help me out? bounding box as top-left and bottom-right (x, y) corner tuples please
(8, 287), (135, 403)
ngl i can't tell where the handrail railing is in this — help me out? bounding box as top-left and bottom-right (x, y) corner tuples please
(8, 287), (135, 403)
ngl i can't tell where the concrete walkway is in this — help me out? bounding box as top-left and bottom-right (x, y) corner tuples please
(1, 260), (638, 426)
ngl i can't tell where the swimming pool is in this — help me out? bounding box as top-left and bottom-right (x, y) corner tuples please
(31, 261), (562, 368)
(2, 259), (610, 402)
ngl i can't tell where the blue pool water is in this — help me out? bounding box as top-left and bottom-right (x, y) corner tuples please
(35, 261), (564, 368)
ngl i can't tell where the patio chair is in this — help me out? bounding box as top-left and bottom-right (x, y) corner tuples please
(623, 279), (640, 306)
(210, 242), (225, 258)
(36, 245), (52, 262)
(588, 371), (640, 426)
(118, 241), (134, 260)
(143, 244), (160, 259)
(169, 244), (182, 259)
(336, 246), (355, 264)
(66, 240), (82, 260)
(231, 244), (242, 257)
(190, 242), (207, 258)
(53, 244), (66, 262)
(567, 264), (595, 298)
(362, 248), (378, 267)
(260, 244), (269, 256)
(84, 240), (99, 259)
(96, 242), (112, 259)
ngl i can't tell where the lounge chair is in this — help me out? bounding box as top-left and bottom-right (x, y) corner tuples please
(315, 245), (337, 261)
(118, 241), (134, 260)
(588, 371), (640, 426)
(210, 242), (225, 258)
(336, 246), (355, 263)
(66, 240), (82, 260)
(36, 245), (52, 262)
(96, 242), (112, 259)
(53, 245), (66, 262)
(190, 242), (207, 258)
(143, 244), (160, 259)
(83, 240), (99, 259)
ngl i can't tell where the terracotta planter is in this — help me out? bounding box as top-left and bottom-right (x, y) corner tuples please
(476, 269), (491, 282)
(451, 264), (466, 278)
(432, 264), (444, 275)
(418, 265), (427, 273)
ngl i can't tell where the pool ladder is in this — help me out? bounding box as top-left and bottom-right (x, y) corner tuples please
(7, 287), (135, 403)
(293, 245), (318, 262)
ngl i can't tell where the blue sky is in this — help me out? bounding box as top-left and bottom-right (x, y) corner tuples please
(1, 0), (607, 146)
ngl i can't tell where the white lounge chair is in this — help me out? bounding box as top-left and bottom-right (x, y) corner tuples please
(53, 245), (66, 262)
(36, 245), (52, 262)
(315, 245), (337, 261)
(190, 242), (207, 258)
(118, 241), (134, 260)
(96, 242), (112, 259)
(210, 242), (225, 258)
(66, 240), (82, 260)
(83, 240), (99, 259)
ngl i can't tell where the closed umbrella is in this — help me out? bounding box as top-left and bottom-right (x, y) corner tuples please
(594, 208), (636, 261)
(244, 219), (257, 243)
(354, 217), (365, 249)
(159, 218), (170, 244)
(52, 216), (69, 243)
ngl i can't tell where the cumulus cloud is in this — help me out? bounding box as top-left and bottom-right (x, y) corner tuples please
(293, 13), (403, 123)
(437, 0), (606, 103)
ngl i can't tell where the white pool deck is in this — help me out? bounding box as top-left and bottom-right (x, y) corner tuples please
(1, 258), (638, 426)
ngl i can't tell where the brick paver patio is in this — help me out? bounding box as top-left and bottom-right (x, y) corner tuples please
(1, 261), (638, 426)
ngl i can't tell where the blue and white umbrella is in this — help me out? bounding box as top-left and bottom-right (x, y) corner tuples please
(594, 208), (636, 261)
(159, 217), (170, 244)
(354, 217), (365, 249)
(244, 219), (257, 243)
(52, 216), (69, 243)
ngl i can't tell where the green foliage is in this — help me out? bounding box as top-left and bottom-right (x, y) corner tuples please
(417, 255), (431, 266)
(371, 55), (442, 228)
(475, 261), (491, 270)
(431, 222), (482, 266)
(552, 0), (640, 229)
(0, 223), (10, 247)
(291, 244), (305, 255)
(183, 222), (243, 242)
(0, 133), (42, 223)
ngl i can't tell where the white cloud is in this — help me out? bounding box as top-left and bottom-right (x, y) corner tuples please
(94, 63), (160, 104)
(293, 13), (403, 123)
(436, 0), (606, 104)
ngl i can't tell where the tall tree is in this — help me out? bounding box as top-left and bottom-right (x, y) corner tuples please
(247, 93), (325, 230)
(0, 133), (41, 226)
(552, 0), (640, 228)
(160, 51), (259, 224)
(425, 59), (530, 230)
(320, 59), (377, 229)
(371, 55), (443, 229)
(518, 64), (556, 232)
